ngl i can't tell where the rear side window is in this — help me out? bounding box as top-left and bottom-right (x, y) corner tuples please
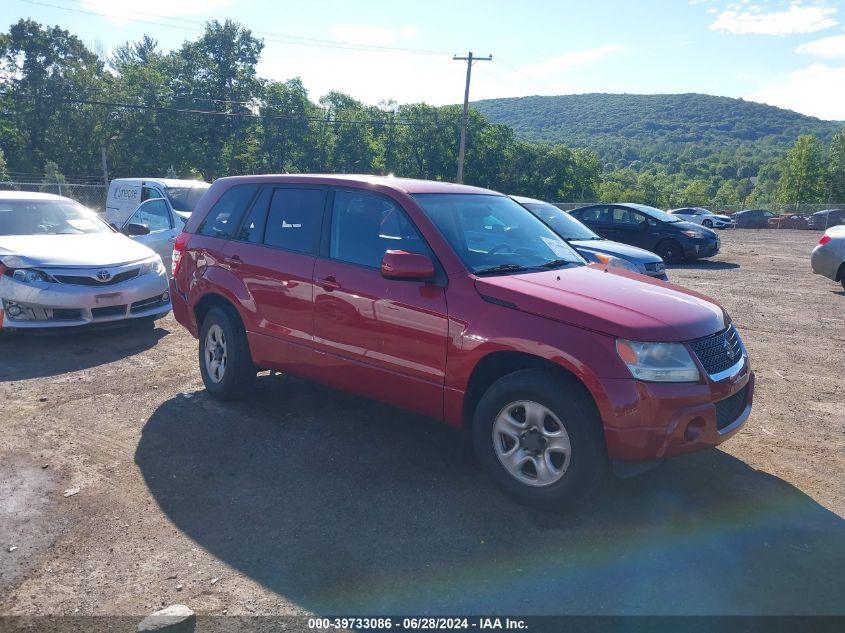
(576, 206), (605, 222)
(197, 185), (258, 238)
(263, 188), (325, 253)
(234, 187), (272, 244)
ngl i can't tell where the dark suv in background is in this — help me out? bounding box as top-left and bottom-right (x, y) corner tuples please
(569, 203), (720, 263)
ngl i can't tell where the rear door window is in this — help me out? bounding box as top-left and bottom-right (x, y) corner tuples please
(263, 187), (325, 254)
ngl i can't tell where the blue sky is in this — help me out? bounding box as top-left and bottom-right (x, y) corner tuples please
(3, 0), (845, 119)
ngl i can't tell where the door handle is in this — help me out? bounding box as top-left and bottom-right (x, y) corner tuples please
(318, 275), (341, 291)
(223, 255), (242, 268)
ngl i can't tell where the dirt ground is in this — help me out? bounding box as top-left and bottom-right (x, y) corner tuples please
(1, 228), (843, 618)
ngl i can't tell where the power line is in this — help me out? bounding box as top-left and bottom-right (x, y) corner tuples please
(18, 0), (453, 56)
(0, 90), (460, 128)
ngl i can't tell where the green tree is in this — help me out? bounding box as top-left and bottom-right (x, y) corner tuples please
(0, 19), (107, 174)
(826, 129), (845, 203)
(39, 160), (66, 194)
(168, 20), (264, 178)
(0, 148), (9, 183)
(776, 135), (826, 207)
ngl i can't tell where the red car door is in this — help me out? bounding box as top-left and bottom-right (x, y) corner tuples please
(311, 188), (449, 420)
(221, 185), (325, 375)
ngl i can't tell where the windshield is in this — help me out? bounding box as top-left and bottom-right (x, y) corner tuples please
(165, 185), (210, 212)
(0, 199), (114, 236)
(522, 202), (600, 241)
(412, 193), (584, 275)
(627, 203), (682, 223)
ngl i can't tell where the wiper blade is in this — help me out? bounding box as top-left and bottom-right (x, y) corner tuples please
(539, 259), (575, 269)
(474, 263), (531, 275)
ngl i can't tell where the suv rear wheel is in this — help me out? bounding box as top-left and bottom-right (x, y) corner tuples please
(472, 369), (606, 509)
(199, 306), (256, 400)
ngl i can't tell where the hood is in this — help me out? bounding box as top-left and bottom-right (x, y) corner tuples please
(714, 215), (733, 222)
(671, 220), (717, 236)
(569, 239), (662, 264)
(0, 233), (158, 268)
(475, 266), (726, 342)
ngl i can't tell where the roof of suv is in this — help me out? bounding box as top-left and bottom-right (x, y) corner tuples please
(211, 174), (499, 196)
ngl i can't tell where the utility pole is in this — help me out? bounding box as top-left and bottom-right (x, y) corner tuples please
(454, 51), (492, 183)
(100, 145), (109, 188)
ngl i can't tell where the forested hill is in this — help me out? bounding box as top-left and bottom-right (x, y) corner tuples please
(472, 93), (843, 164)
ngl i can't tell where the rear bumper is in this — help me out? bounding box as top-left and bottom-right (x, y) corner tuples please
(811, 244), (842, 281)
(0, 271), (170, 329)
(598, 363), (754, 462)
(170, 278), (198, 338)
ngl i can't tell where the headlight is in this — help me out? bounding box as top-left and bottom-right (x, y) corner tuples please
(10, 269), (55, 284)
(615, 339), (700, 382)
(594, 253), (642, 274)
(139, 257), (166, 276)
(682, 230), (705, 238)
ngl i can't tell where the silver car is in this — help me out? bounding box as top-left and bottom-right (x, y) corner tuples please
(811, 226), (845, 291)
(0, 192), (171, 329)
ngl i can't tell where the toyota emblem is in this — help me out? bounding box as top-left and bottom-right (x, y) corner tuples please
(97, 270), (112, 282)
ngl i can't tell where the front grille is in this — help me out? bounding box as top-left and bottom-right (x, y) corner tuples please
(688, 325), (743, 375)
(92, 304), (127, 319)
(55, 269), (140, 286)
(715, 385), (748, 430)
(130, 294), (167, 314)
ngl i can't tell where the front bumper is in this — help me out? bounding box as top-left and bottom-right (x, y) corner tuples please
(682, 236), (720, 259)
(598, 357), (754, 462)
(810, 243), (842, 281)
(0, 270), (171, 329)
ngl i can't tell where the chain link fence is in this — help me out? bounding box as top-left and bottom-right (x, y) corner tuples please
(0, 181), (108, 212)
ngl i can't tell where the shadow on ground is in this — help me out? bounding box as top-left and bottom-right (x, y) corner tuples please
(667, 260), (740, 271)
(136, 374), (845, 616)
(0, 321), (169, 381)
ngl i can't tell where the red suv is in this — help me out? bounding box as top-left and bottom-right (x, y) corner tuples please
(171, 175), (754, 508)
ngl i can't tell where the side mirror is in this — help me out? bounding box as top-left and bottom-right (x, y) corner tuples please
(381, 250), (435, 281)
(125, 223), (150, 236)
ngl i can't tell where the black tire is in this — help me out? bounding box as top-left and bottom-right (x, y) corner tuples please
(702, 219), (713, 228)
(655, 239), (684, 264)
(472, 369), (607, 510)
(198, 305), (256, 400)
(839, 263), (845, 291)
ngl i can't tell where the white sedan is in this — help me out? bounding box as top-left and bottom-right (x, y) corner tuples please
(0, 192), (170, 329)
(669, 207), (734, 229)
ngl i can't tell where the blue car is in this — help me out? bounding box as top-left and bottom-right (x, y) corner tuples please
(512, 196), (668, 280)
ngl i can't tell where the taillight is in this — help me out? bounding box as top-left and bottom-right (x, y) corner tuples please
(818, 235), (831, 246)
(172, 232), (190, 276)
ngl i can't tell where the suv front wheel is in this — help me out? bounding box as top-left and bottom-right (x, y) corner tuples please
(198, 305), (257, 400)
(473, 369), (606, 509)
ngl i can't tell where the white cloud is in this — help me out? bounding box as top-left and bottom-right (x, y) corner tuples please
(332, 25), (418, 48)
(709, 4), (838, 35)
(746, 63), (845, 120)
(797, 33), (845, 58)
(257, 43), (623, 107)
(518, 45), (625, 77)
(81, 0), (231, 25)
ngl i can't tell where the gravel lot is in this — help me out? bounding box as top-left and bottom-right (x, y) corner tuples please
(1, 228), (843, 617)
